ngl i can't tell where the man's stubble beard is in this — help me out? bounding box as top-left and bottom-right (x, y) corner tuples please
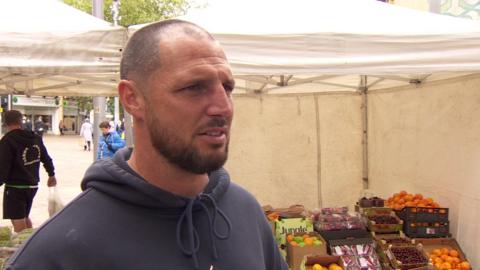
(146, 104), (229, 174)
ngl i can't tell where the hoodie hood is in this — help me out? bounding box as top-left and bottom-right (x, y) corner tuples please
(6, 129), (38, 146)
(81, 147), (232, 269)
(81, 147), (231, 209)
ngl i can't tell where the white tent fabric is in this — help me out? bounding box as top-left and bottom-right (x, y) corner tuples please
(165, 0), (480, 94)
(0, 0), (125, 96)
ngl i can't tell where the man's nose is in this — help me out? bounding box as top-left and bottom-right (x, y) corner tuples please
(206, 83), (233, 117)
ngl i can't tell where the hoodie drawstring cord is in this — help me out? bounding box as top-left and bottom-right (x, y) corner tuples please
(175, 195), (232, 269)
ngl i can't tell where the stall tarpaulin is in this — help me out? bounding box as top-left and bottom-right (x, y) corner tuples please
(0, 0), (125, 96)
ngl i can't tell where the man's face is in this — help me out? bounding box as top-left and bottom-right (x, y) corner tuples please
(142, 34), (235, 174)
(101, 127), (109, 135)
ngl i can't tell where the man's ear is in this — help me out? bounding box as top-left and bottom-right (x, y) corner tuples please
(118, 80), (145, 120)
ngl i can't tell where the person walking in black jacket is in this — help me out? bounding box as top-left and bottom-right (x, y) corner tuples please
(0, 110), (57, 232)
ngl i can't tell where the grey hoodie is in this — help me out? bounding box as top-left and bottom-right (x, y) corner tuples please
(6, 148), (288, 270)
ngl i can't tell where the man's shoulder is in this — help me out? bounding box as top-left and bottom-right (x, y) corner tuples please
(223, 182), (261, 207)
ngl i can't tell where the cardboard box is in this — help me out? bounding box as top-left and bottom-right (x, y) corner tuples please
(414, 237), (467, 261)
(287, 232), (327, 270)
(386, 244), (430, 270)
(300, 255), (343, 270)
(275, 217), (314, 246)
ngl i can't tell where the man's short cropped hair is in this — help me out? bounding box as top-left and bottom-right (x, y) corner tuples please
(3, 110), (23, 126)
(99, 121), (110, 129)
(120, 19), (215, 82)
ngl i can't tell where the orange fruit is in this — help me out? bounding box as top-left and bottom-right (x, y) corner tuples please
(304, 237), (314, 246)
(441, 248), (450, 255)
(434, 257), (443, 264)
(449, 250), (459, 258)
(399, 190), (407, 196)
(433, 249), (442, 256)
(452, 257), (460, 264)
(459, 262), (470, 270)
(286, 234), (294, 242)
(414, 193), (423, 199)
(290, 241), (298, 246)
(442, 262), (452, 269)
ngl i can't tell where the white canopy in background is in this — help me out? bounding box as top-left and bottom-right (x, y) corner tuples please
(0, 0), (125, 96)
(167, 0), (480, 94)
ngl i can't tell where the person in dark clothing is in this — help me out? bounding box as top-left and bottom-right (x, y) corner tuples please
(33, 116), (45, 137)
(0, 110), (57, 233)
(5, 20), (287, 270)
(21, 116), (32, 132)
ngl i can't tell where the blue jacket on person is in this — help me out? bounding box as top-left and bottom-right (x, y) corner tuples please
(96, 131), (125, 160)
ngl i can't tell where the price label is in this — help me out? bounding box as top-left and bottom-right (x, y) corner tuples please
(426, 228), (436, 234)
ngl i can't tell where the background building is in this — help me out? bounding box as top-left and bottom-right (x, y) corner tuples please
(0, 95), (80, 135)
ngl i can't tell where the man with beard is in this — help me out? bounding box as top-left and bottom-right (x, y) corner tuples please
(5, 20), (288, 270)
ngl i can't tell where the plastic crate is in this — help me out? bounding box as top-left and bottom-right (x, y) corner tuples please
(403, 222), (449, 238)
(396, 207), (448, 223)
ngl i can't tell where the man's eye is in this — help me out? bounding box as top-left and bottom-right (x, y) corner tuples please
(223, 83), (235, 93)
(184, 84), (203, 91)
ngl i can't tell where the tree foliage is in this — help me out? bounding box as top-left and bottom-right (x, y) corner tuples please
(62, 0), (198, 115)
(62, 0), (194, 26)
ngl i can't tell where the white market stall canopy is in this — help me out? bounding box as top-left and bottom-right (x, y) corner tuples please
(1, 0), (480, 96)
(0, 0), (125, 97)
(169, 0), (480, 95)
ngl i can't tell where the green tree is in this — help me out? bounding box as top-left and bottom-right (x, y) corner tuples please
(62, 0), (196, 27)
(63, 0), (200, 116)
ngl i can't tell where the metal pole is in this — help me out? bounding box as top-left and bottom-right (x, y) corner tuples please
(114, 97), (120, 129)
(111, 0), (121, 137)
(7, 94), (12, 110)
(92, 0), (106, 160)
(360, 75), (369, 190)
(124, 111), (134, 147)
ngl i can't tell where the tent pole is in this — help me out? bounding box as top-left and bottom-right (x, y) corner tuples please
(360, 76), (369, 190)
(92, 0), (106, 161)
(314, 94), (323, 209)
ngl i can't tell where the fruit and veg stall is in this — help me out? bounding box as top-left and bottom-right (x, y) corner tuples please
(264, 190), (472, 270)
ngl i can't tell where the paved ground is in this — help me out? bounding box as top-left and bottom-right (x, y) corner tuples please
(0, 135), (94, 228)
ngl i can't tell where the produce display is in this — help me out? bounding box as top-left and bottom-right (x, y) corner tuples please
(358, 197), (385, 208)
(311, 207), (364, 231)
(306, 263), (342, 270)
(331, 243), (381, 270)
(383, 238), (411, 245)
(0, 227), (35, 270)
(389, 246), (428, 268)
(367, 215), (400, 224)
(429, 248), (470, 270)
(287, 234), (324, 247)
(267, 196), (471, 270)
(385, 191), (440, 211)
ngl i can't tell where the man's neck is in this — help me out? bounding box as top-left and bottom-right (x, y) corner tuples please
(127, 148), (209, 198)
(7, 125), (21, 132)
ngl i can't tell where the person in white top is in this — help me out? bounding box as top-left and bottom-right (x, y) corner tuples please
(79, 118), (93, 151)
